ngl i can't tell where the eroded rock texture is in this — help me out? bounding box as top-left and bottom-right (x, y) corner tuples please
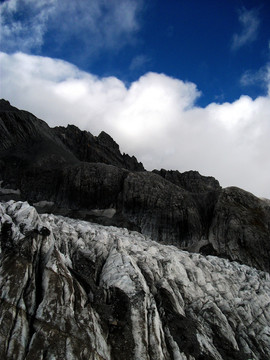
(1, 99), (270, 272)
(0, 201), (270, 360)
(152, 169), (221, 193)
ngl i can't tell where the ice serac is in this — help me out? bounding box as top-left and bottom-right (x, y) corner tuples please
(0, 201), (270, 360)
(0, 99), (270, 272)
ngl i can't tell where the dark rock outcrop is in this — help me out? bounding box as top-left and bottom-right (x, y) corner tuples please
(0, 99), (270, 272)
(208, 187), (270, 272)
(53, 124), (144, 171)
(153, 168), (221, 193)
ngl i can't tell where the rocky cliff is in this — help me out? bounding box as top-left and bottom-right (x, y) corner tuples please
(1, 201), (270, 360)
(0, 99), (270, 273)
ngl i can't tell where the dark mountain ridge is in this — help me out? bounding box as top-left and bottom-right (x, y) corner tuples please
(0, 99), (270, 272)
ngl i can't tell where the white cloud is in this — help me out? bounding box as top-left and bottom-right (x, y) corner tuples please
(0, 0), (56, 52)
(240, 63), (270, 96)
(0, 51), (270, 199)
(0, 0), (142, 54)
(241, 63), (269, 83)
(129, 54), (151, 71)
(231, 8), (260, 50)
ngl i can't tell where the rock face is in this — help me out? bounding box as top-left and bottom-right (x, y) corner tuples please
(1, 201), (270, 360)
(0, 99), (270, 272)
(53, 125), (144, 171)
(152, 169), (221, 193)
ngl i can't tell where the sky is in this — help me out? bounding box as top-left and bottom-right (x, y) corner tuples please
(0, 0), (270, 198)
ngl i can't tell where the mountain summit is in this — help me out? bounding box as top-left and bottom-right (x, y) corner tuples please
(0, 99), (269, 272)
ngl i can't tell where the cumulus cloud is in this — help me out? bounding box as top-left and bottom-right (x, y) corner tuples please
(240, 64), (270, 95)
(129, 54), (151, 71)
(231, 7), (260, 50)
(0, 0), (142, 54)
(0, 52), (270, 198)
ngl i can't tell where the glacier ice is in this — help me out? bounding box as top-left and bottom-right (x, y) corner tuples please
(0, 200), (270, 360)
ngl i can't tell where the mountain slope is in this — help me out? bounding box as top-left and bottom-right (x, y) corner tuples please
(53, 124), (144, 171)
(0, 99), (270, 272)
(1, 201), (270, 360)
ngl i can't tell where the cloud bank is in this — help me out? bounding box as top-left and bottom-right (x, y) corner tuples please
(0, 52), (270, 198)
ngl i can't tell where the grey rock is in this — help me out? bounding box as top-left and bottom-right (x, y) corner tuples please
(119, 171), (204, 244)
(208, 187), (270, 272)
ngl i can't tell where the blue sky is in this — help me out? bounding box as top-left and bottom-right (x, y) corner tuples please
(0, 0), (270, 197)
(1, 0), (269, 104)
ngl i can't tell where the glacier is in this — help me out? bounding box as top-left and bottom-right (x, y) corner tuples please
(0, 200), (270, 360)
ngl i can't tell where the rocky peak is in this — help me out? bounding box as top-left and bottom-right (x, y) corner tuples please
(53, 125), (144, 171)
(97, 130), (120, 151)
(0, 99), (19, 112)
